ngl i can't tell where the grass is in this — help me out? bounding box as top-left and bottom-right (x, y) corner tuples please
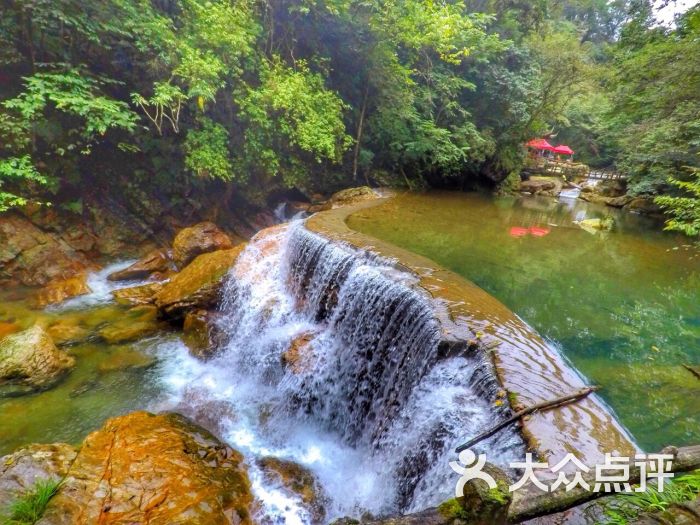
(1, 478), (60, 525)
(597, 470), (700, 525)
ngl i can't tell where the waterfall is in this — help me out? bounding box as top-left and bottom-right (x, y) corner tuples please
(153, 221), (524, 522)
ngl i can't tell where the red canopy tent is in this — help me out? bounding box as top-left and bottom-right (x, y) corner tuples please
(553, 145), (574, 155)
(526, 138), (555, 151)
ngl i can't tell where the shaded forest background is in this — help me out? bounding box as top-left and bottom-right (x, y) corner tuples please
(0, 0), (698, 229)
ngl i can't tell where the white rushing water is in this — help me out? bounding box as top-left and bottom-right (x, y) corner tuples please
(149, 222), (524, 523)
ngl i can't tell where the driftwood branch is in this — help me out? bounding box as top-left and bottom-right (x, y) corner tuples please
(508, 445), (700, 523)
(683, 364), (700, 381)
(455, 387), (599, 453)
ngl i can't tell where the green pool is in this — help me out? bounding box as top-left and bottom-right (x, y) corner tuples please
(347, 191), (700, 452)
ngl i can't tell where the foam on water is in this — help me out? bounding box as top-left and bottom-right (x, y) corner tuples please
(149, 221), (524, 522)
(49, 260), (151, 311)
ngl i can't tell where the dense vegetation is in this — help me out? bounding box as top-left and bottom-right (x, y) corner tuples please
(0, 0), (698, 234)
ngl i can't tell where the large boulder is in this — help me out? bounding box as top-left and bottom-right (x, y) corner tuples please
(0, 443), (77, 509)
(36, 411), (254, 525)
(31, 273), (91, 309)
(0, 325), (75, 395)
(107, 249), (173, 282)
(519, 178), (558, 196)
(626, 197), (663, 216)
(172, 222), (239, 269)
(155, 245), (246, 320)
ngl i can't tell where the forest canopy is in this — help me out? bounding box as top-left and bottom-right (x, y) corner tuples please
(0, 0), (698, 224)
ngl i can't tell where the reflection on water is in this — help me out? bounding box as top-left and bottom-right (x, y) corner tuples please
(347, 191), (700, 451)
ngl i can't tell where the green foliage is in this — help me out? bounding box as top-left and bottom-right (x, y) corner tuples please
(1, 478), (60, 525)
(597, 470), (700, 525)
(184, 118), (233, 181)
(0, 157), (49, 212)
(655, 167), (700, 238)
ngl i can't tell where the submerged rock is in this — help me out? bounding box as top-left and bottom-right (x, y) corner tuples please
(36, 411), (254, 525)
(155, 245), (246, 320)
(0, 443), (77, 508)
(32, 273), (91, 308)
(172, 221), (239, 269)
(46, 320), (91, 346)
(98, 305), (165, 344)
(0, 325), (75, 395)
(0, 321), (20, 340)
(107, 249), (172, 282)
(257, 457), (328, 524)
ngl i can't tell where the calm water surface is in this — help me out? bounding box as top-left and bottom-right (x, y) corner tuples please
(347, 191), (700, 451)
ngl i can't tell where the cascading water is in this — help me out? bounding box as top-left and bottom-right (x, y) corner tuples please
(151, 221), (524, 523)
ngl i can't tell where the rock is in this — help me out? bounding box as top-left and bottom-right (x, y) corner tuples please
(172, 221), (238, 269)
(98, 305), (164, 344)
(626, 197), (663, 216)
(31, 273), (91, 308)
(96, 347), (156, 374)
(605, 195), (633, 208)
(632, 494), (700, 524)
(155, 245), (246, 321)
(111, 282), (164, 306)
(107, 249), (172, 282)
(0, 443), (77, 508)
(0, 213), (90, 287)
(0, 326), (75, 395)
(183, 310), (226, 359)
(257, 456), (328, 524)
(330, 509), (449, 525)
(329, 186), (379, 208)
(281, 331), (316, 374)
(171, 386), (237, 437)
(47, 321), (90, 346)
(519, 178), (557, 195)
(442, 461), (512, 525)
(36, 411), (253, 525)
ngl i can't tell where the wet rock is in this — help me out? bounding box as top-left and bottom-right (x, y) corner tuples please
(47, 321), (91, 346)
(31, 273), (91, 309)
(36, 411), (254, 525)
(172, 221), (239, 269)
(171, 386), (237, 437)
(330, 509), (449, 525)
(0, 443), (77, 508)
(111, 282), (164, 306)
(183, 309), (226, 359)
(0, 213), (90, 287)
(576, 217), (614, 233)
(107, 249), (173, 281)
(520, 178), (557, 195)
(626, 197), (663, 216)
(0, 325), (75, 394)
(257, 456), (328, 524)
(98, 305), (165, 344)
(632, 494), (700, 524)
(96, 347), (156, 374)
(155, 245), (246, 320)
(329, 186), (379, 208)
(281, 331), (316, 374)
(605, 195), (633, 208)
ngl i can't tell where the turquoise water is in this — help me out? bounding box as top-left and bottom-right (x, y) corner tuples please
(348, 191), (700, 451)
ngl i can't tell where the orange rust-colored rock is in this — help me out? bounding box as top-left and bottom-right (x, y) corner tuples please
(112, 282), (164, 306)
(107, 249), (173, 282)
(155, 246), (246, 320)
(183, 310), (226, 359)
(37, 411), (254, 525)
(281, 331), (316, 374)
(0, 321), (20, 340)
(257, 456), (327, 524)
(32, 273), (91, 308)
(172, 222), (240, 269)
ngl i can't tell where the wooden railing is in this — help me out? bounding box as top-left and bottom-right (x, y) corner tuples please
(525, 158), (626, 181)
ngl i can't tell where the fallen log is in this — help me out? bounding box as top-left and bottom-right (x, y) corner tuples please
(455, 386), (599, 453)
(508, 445), (700, 523)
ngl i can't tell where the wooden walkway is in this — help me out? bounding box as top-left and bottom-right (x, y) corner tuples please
(586, 169), (625, 180)
(526, 158), (626, 181)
